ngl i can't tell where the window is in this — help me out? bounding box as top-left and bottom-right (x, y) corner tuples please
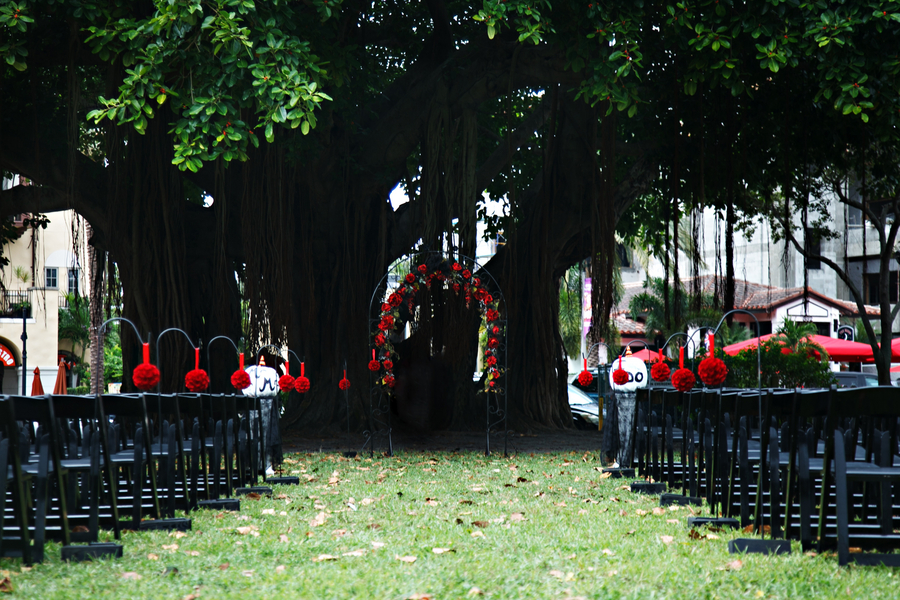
(864, 271), (899, 304)
(45, 267), (58, 289)
(804, 228), (821, 270)
(67, 268), (79, 295)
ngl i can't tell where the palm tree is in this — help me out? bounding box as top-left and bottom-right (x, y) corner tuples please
(59, 293), (90, 362)
(773, 319), (828, 360)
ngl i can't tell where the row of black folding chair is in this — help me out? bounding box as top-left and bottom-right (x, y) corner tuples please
(1, 398), (36, 564)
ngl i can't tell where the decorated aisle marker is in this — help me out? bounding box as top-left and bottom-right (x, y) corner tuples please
(133, 342), (160, 391)
(185, 347), (210, 392)
(231, 352), (251, 390)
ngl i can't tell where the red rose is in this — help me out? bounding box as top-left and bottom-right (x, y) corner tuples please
(486, 355), (498, 366)
(492, 326), (500, 334)
(484, 294), (493, 303)
(185, 368), (210, 392)
(578, 370), (593, 387)
(384, 374), (396, 388)
(294, 376), (310, 393)
(452, 262), (462, 271)
(405, 273), (416, 283)
(381, 302), (391, 313)
(417, 264), (427, 273)
(488, 380), (496, 388)
(339, 377), (351, 391)
(381, 314), (394, 327)
(473, 278), (481, 286)
(375, 333), (386, 346)
(383, 359), (393, 370)
(453, 283), (461, 293)
(485, 309), (500, 322)
(672, 368), (696, 392)
(698, 357), (728, 386)
(279, 374), (295, 392)
(231, 369), (251, 390)
(650, 361), (671, 383)
(488, 337), (499, 349)
(133, 363), (160, 391)
(389, 293), (402, 307)
(368, 359), (381, 372)
(462, 270), (472, 279)
(612, 368), (629, 386)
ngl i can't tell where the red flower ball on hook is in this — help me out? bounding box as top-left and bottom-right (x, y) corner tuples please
(612, 368), (630, 386)
(577, 369), (593, 387)
(231, 369), (251, 390)
(650, 361), (671, 383)
(294, 376), (310, 394)
(698, 357), (728, 387)
(368, 359), (381, 372)
(279, 374), (295, 392)
(339, 377), (351, 391)
(185, 368), (210, 392)
(672, 368), (696, 392)
(133, 363), (160, 391)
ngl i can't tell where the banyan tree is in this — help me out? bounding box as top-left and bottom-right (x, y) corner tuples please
(2, 0), (899, 428)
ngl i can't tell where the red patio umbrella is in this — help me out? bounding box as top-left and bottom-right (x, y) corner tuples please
(627, 348), (662, 362)
(31, 367), (45, 396)
(723, 334), (874, 362)
(52, 358), (68, 395)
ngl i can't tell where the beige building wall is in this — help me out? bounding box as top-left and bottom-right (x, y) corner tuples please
(0, 180), (89, 394)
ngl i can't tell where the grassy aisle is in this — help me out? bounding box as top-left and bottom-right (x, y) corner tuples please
(3, 450), (898, 599)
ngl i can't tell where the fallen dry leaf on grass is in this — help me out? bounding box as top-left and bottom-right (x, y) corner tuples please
(432, 548), (452, 554)
(275, 565), (286, 573)
(332, 528), (349, 537)
(343, 549), (367, 557)
(241, 570), (255, 577)
(652, 507), (666, 516)
(371, 541), (386, 548)
(467, 587), (484, 596)
(618, 509), (628, 516)
(312, 555), (338, 562)
(181, 595), (199, 600)
(667, 519), (679, 524)
(245, 492), (261, 500)
(171, 531), (188, 539)
(147, 553), (159, 560)
(718, 560), (743, 571)
(660, 535), (675, 545)
(406, 594), (432, 600)
(236, 526), (260, 537)
(471, 531), (485, 538)
(635, 509), (647, 516)
(510, 513), (525, 522)
(0, 577), (13, 593)
(396, 555), (417, 563)
(219, 563), (229, 570)
(262, 509), (276, 515)
(309, 512), (328, 527)
(162, 544), (178, 551)
(279, 534), (289, 543)
(472, 520), (490, 528)
(121, 572), (142, 580)
(602, 549), (614, 556)
(186, 551), (200, 556)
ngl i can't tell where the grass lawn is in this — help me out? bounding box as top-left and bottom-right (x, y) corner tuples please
(3, 450), (898, 599)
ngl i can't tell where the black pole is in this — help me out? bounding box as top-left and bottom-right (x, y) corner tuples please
(20, 301), (27, 395)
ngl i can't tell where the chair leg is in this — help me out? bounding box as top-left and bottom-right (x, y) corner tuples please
(797, 431), (813, 551)
(833, 431), (851, 566)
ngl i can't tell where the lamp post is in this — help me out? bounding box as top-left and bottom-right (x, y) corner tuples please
(20, 298), (27, 395)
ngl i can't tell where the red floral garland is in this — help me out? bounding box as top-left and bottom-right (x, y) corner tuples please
(650, 361), (671, 382)
(185, 368), (210, 392)
(671, 368), (696, 392)
(698, 356), (728, 387)
(374, 259), (503, 392)
(612, 368), (630, 386)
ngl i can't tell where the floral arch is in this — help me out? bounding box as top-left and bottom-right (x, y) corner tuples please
(366, 251), (507, 456)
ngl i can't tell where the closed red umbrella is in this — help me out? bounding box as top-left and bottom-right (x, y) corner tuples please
(53, 358), (68, 395)
(31, 367), (45, 396)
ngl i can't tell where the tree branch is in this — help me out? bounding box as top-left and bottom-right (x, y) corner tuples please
(475, 98), (552, 192)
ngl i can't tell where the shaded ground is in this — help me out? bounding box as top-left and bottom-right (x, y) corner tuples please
(282, 428), (604, 455)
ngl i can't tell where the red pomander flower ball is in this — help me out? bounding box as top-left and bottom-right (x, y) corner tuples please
(185, 368), (210, 392)
(339, 378), (351, 391)
(651, 361), (671, 382)
(133, 363), (160, 391)
(612, 368), (630, 386)
(368, 359), (381, 372)
(294, 376), (310, 394)
(279, 374), (295, 392)
(231, 369), (251, 390)
(672, 368), (696, 392)
(577, 370), (593, 387)
(698, 357), (728, 387)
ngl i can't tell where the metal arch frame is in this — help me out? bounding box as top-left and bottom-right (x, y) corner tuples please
(365, 250), (509, 457)
(586, 341), (614, 399)
(709, 309), (764, 424)
(155, 328), (197, 393)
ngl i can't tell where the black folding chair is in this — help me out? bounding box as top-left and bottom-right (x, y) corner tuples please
(0, 397), (35, 564)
